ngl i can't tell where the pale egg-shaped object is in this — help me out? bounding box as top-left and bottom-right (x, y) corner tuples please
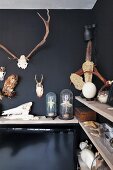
(82, 82), (97, 99)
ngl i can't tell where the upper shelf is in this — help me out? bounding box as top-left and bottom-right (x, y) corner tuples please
(0, 116), (78, 125)
(75, 96), (113, 123)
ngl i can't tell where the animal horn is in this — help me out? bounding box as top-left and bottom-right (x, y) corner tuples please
(0, 9), (50, 62)
(26, 9), (50, 60)
(40, 74), (43, 83)
(35, 75), (38, 83)
(0, 44), (18, 60)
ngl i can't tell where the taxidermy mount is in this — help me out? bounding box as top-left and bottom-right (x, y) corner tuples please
(0, 9), (50, 69)
(35, 74), (44, 97)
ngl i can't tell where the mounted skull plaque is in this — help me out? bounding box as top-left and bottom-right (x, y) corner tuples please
(0, 9), (50, 69)
(35, 74), (44, 98)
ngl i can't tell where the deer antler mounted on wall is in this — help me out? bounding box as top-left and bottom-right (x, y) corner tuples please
(0, 9), (50, 69)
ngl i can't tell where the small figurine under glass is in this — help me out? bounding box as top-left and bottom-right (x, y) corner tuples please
(59, 89), (74, 120)
(46, 92), (57, 118)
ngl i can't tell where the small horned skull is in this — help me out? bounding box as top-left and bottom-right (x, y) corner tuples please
(35, 74), (44, 98)
(0, 67), (6, 81)
(17, 55), (28, 69)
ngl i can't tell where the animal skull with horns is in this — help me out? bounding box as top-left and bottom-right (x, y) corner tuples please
(0, 9), (50, 69)
(35, 74), (44, 97)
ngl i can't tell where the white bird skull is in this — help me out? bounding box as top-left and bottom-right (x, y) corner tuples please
(35, 75), (44, 97)
(0, 67), (6, 81)
(17, 55), (28, 69)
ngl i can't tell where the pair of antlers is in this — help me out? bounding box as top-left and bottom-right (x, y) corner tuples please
(0, 9), (50, 61)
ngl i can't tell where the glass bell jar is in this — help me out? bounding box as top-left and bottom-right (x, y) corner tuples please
(46, 92), (57, 118)
(59, 89), (74, 120)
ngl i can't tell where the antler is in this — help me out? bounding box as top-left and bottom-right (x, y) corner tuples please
(35, 74), (43, 83)
(0, 9), (50, 61)
(0, 44), (18, 60)
(26, 9), (50, 60)
(35, 75), (38, 84)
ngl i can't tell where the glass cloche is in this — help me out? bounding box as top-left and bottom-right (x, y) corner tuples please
(46, 92), (57, 118)
(59, 89), (74, 120)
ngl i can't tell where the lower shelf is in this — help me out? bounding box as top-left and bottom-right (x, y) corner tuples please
(0, 116), (78, 125)
(79, 122), (113, 170)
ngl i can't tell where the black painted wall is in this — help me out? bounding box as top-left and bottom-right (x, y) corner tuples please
(92, 0), (113, 124)
(0, 9), (92, 115)
(93, 0), (113, 84)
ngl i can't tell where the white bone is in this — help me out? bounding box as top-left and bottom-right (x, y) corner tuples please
(17, 55), (28, 69)
(4, 114), (39, 120)
(35, 75), (44, 97)
(2, 102), (32, 116)
(0, 67), (6, 81)
(36, 83), (44, 97)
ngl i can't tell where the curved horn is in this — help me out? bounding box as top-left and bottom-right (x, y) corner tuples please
(40, 74), (43, 83)
(0, 44), (18, 60)
(35, 75), (38, 83)
(26, 9), (50, 60)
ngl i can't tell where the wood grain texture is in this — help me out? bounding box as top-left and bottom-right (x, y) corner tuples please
(0, 116), (78, 124)
(75, 96), (113, 123)
(79, 122), (113, 170)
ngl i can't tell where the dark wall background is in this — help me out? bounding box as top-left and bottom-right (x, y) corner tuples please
(0, 9), (92, 115)
(92, 0), (113, 125)
(93, 0), (113, 84)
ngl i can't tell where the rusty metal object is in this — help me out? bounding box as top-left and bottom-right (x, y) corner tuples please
(2, 74), (18, 97)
